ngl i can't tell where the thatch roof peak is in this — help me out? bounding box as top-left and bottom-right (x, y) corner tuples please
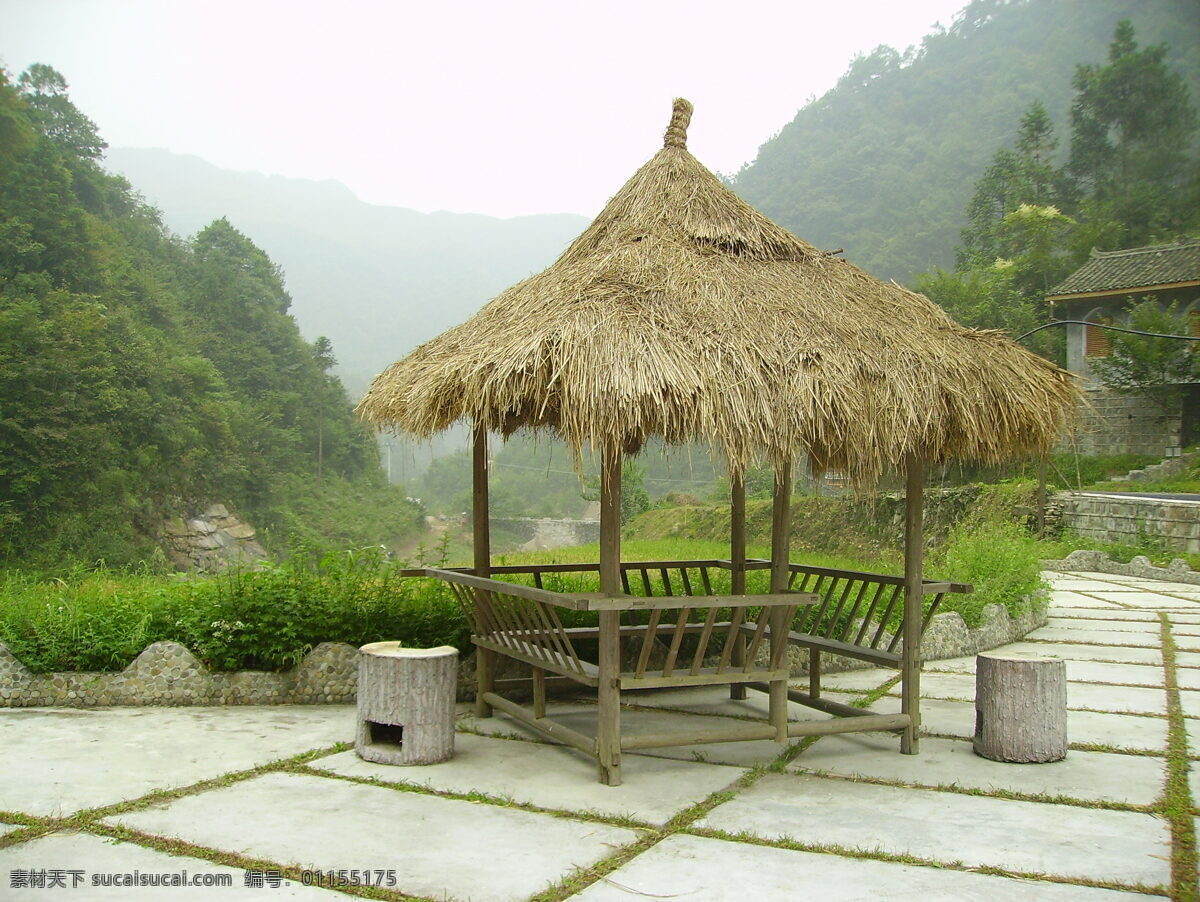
(663, 97), (693, 148)
(359, 99), (1080, 488)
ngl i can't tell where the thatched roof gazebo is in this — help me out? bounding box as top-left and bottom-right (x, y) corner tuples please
(360, 99), (1079, 785)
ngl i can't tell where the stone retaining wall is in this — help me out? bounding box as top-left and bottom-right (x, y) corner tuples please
(1057, 492), (1200, 553)
(1066, 385), (1181, 458)
(0, 597), (1045, 707)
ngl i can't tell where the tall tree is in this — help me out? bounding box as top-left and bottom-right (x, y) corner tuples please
(16, 64), (106, 161)
(958, 101), (1065, 268)
(1067, 20), (1198, 244)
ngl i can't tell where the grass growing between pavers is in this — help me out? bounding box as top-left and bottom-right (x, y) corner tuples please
(0, 742), (438, 901)
(682, 825), (1169, 898)
(3, 608), (1187, 902)
(1159, 614), (1199, 902)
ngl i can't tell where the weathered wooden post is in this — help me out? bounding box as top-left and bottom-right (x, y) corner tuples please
(900, 453), (924, 755)
(974, 653), (1067, 763)
(729, 469), (748, 700)
(356, 643), (458, 765)
(596, 442), (623, 786)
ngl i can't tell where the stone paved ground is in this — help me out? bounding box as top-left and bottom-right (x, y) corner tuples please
(0, 570), (1196, 900)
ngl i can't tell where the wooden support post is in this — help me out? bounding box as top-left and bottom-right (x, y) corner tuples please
(1036, 455), (1048, 539)
(768, 462), (793, 741)
(472, 423), (494, 717)
(597, 443), (623, 785)
(901, 453), (924, 754)
(974, 654), (1067, 762)
(730, 468), (748, 700)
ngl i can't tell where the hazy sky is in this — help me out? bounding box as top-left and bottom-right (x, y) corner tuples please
(3, 0), (968, 219)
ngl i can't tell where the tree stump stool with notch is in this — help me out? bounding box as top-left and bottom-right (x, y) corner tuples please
(974, 653), (1067, 763)
(356, 643), (458, 766)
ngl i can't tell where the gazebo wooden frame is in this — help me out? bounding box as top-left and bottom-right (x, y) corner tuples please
(404, 426), (969, 785)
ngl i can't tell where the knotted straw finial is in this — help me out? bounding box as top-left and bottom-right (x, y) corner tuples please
(663, 98), (693, 148)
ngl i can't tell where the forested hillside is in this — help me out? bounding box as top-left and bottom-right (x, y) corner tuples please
(733, 0), (1199, 283)
(0, 66), (421, 569)
(106, 148), (589, 397)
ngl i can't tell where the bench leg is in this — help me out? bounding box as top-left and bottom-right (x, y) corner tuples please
(729, 633), (747, 700)
(475, 647), (495, 718)
(808, 647), (821, 699)
(597, 610), (622, 785)
(532, 666), (546, 718)
(769, 609), (789, 741)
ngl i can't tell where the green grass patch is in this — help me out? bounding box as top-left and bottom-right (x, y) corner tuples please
(0, 546), (468, 673)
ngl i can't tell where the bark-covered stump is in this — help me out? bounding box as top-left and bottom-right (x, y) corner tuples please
(355, 643), (458, 765)
(974, 653), (1067, 763)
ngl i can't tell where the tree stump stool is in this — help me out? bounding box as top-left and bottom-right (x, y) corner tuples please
(356, 643), (458, 766)
(974, 653), (1067, 763)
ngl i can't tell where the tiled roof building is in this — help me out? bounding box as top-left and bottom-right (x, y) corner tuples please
(1049, 239), (1200, 299)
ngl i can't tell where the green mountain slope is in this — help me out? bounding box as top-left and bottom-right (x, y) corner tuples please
(732, 0), (1200, 283)
(105, 148), (589, 396)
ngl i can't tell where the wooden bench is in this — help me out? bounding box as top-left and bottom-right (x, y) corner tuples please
(406, 558), (967, 781)
(421, 563), (815, 784)
(733, 560), (972, 716)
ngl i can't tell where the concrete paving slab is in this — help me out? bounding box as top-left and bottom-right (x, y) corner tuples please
(921, 654), (1164, 686)
(698, 772), (1170, 888)
(1122, 581), (1200, 593)
(883, 671), (1163, 714)
(925, 654), (976, 673)
(1004, 641), (1162, 665)
(1048, 608), (1160, 622)
(791, 735), (1165, 806)
(1085, 575), (1181, 586)
(1064, 682), (1167, 715)
(803, 668), (895, 692)
(107, 771), (639, 902)
(1046, 592), (1131, 608)
(927, 656), (1167, 689)
(1024, 627), (1160, 647)
(1045, 578), (1131, 590)
(463, 703), (789, 767)
(886, 670), (976, 701)
(1046, 617), (1161, 634)
(868, 695), (1168, 752)
(311, 735), (744, 826)
(1167, 612), (1200, 625)
(0, 706), (355, 817)
(1081, 592), (1200, 610)
(1174, 652), (1200, 669)
(1171, 624), (1200, 636)
(0, 832), (341, 899)
(565, 833), (1147, 901)
(624, 685), (826, 721)
(1174, 690), (1200, 720)
(1178, 671), (1200, 690)
(1175, 634), (1200, 652)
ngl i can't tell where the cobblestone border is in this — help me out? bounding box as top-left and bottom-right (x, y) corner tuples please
(0, 640), (358, 707)
(1, 594), (1047, 707)
(1043, 549), (1200, 584)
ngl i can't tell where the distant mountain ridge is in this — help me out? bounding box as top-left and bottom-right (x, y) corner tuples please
(731, 0), (1200, 284)
(106, 147), (589, 396)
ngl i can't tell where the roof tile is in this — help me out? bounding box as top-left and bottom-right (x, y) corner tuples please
(1050, 239), (1200, 297)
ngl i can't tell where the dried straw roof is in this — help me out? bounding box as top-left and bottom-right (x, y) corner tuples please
(359, 99), (1079, 488)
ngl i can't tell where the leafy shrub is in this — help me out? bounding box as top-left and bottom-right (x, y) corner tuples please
(0, 547), (468, 673)
(935, 520), (1046, 627)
